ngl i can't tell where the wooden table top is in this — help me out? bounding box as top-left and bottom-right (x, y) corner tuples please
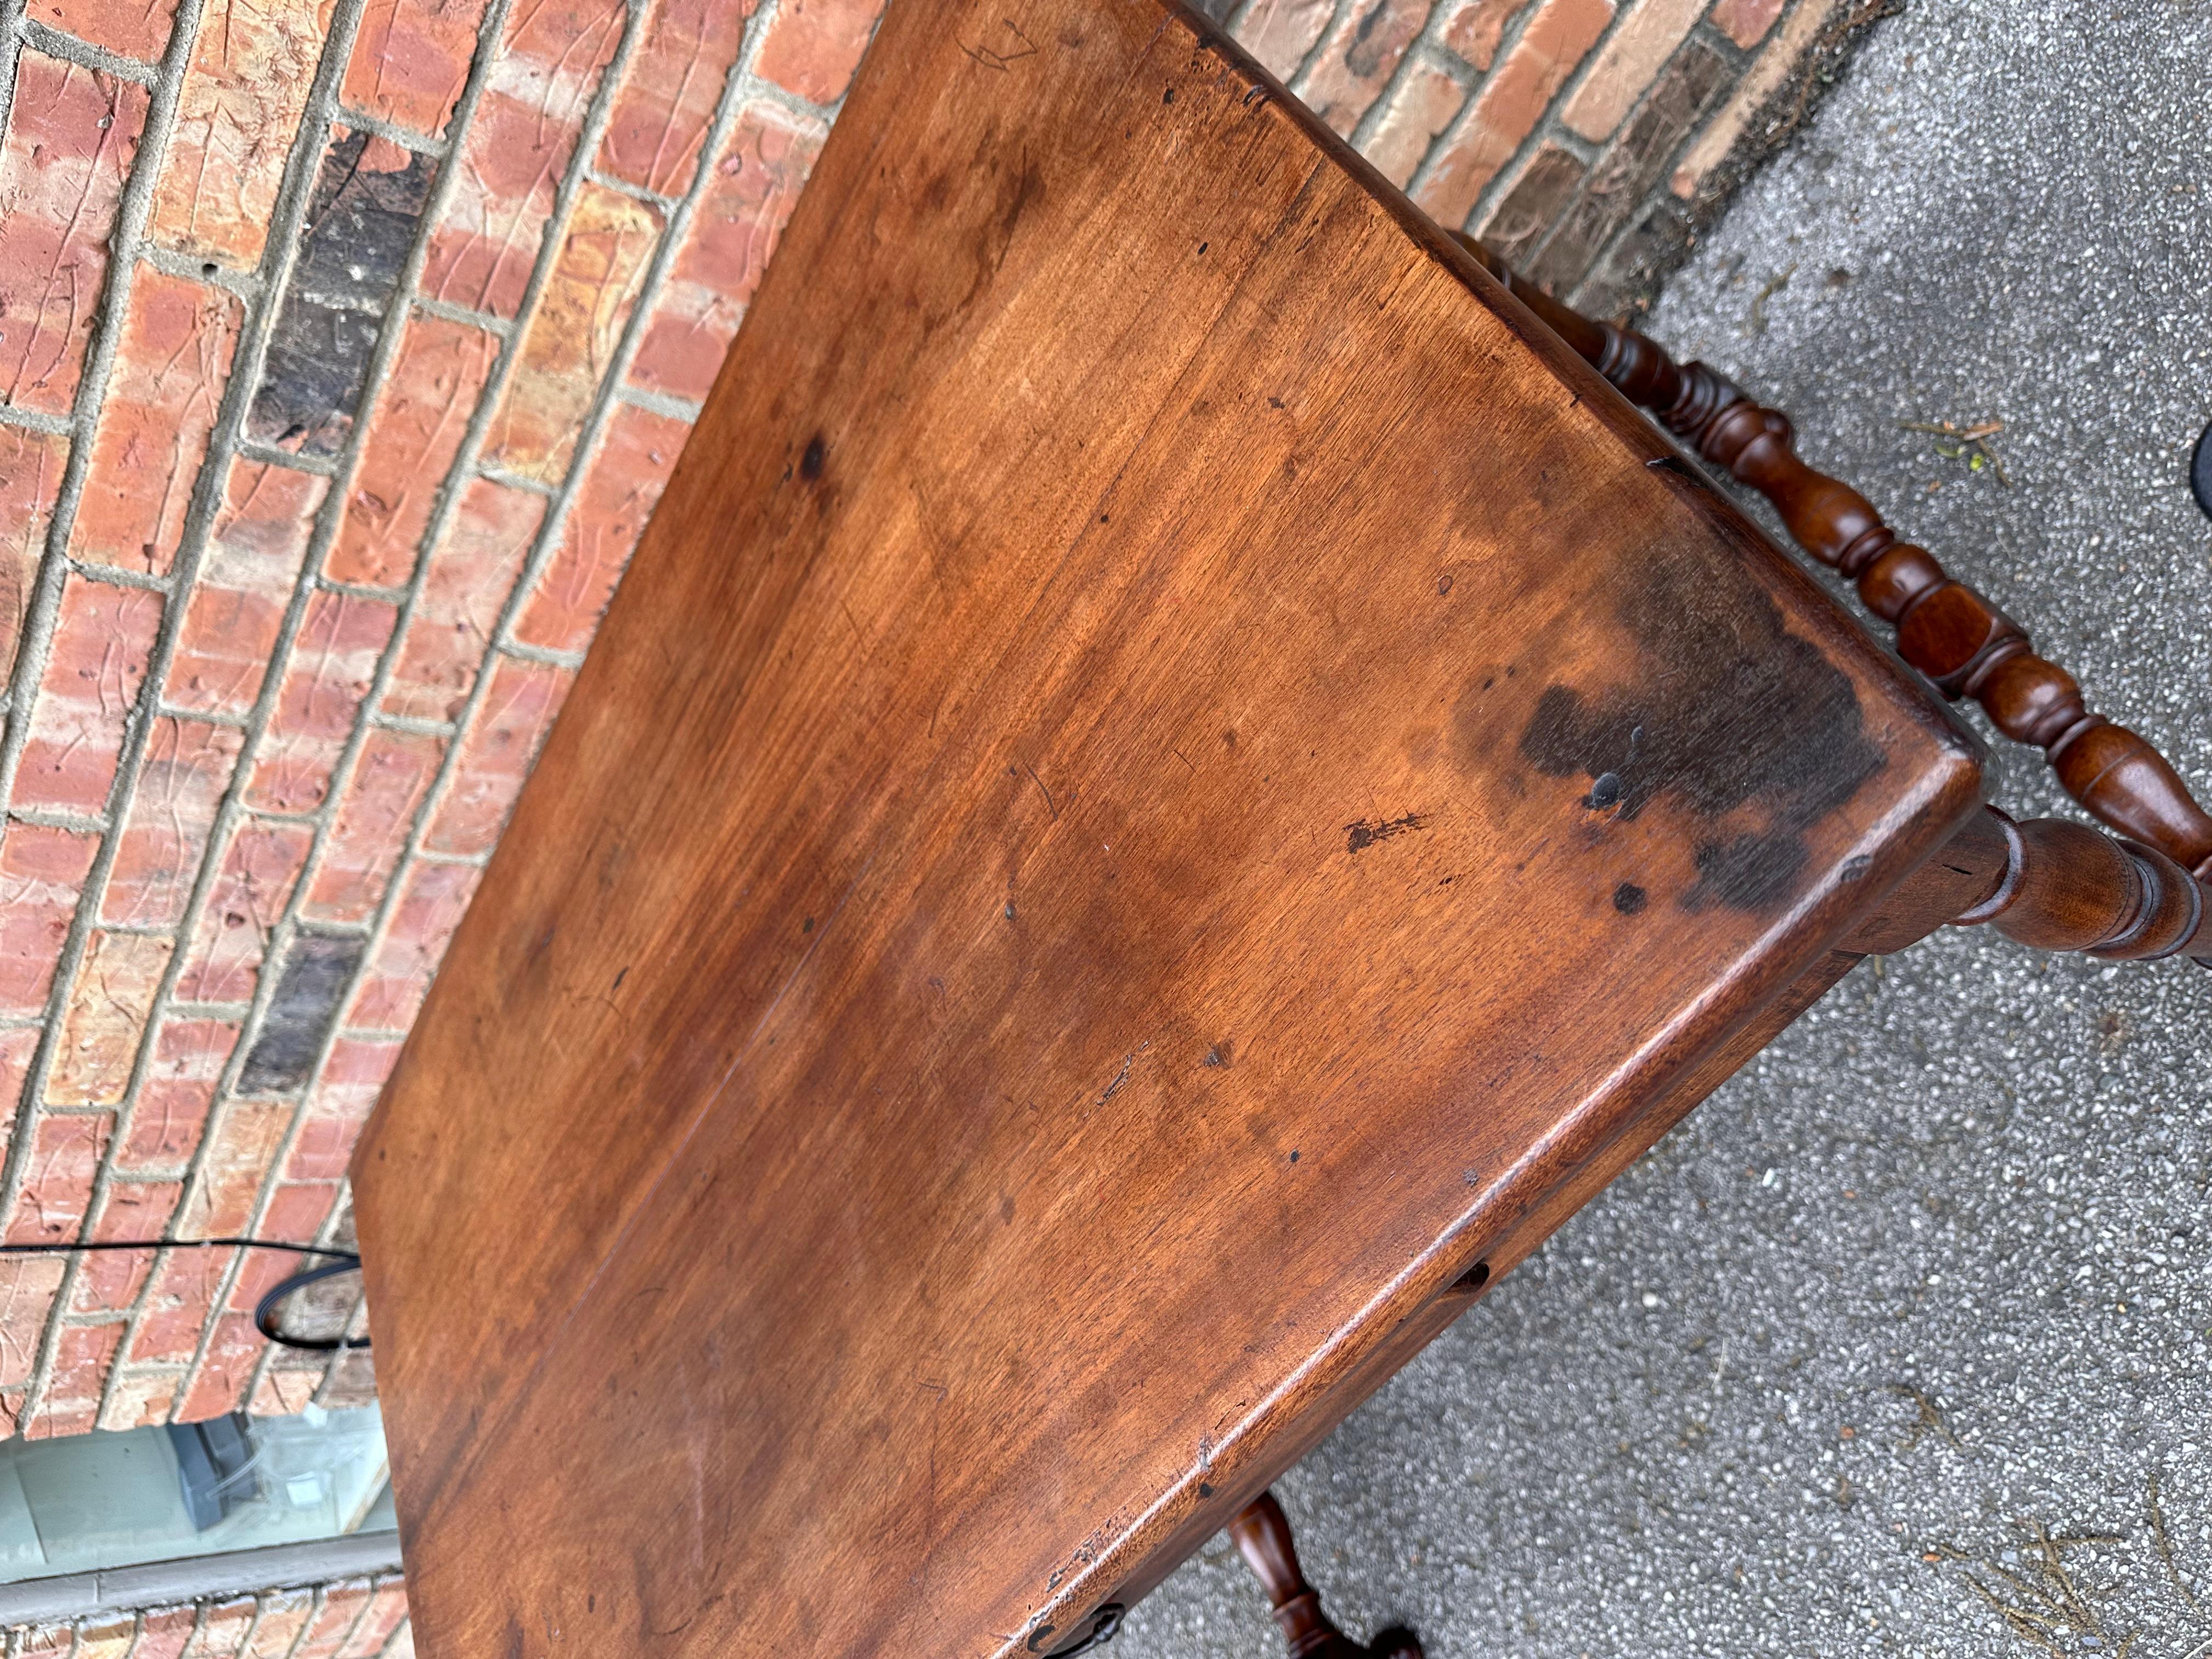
(351, 2), (1983, 1655)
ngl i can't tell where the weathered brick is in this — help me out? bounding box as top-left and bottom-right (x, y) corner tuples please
(303, 729), (448, 922)
(0, 55), (150, 417)
(317, 1343), (378, 1407)
(1560, 0), (1706, 141)
(294, 1584), (375, 1659)
(421, 656), (569, 854)
(1439, 0), (1532, 71)
(48, 931), (173, 1105)
(1362, 59), (1467, 188)
(4, 1110), (115, 1242)
(1300, 0), (1429, 136)
(132, 1606), (204, 1659)
(335, 1584), (410, 1659)
(102, 717), (246, 928)
(71, 1177), (183, 1313)
(123, 1017), (240, 1169)
(168, 461), (329, 718)
(329, 311), (499, 587)
(15, 1622), (72, 1659)
(34, 0), (180, 56)
(182, 1598), (259, 1659)
(1712, 0), (1784, 47)
(259, 1173), (341, 1244)
(1475, 140), (1589, 263)
(481, 182), (662, 483)
(0, 425), (67, 686)
(253, 1364), (321, 1413)
(67, 269), (242, 574)
(243, 589), (400, 814)
(180, 1309), (263, 1420)
(421, 0), (626, 318)
(597, 0), (758, 195)
(237, 933), (366, 1093)
(1417, 0), (1613, 229)
(0, 1256), (67, 1387)
(240, 1593), (315, 1659)
(381, 1624), (414, 1659)
(0, 1026), (39, 1130)
(174, 822), (315, 1003)
(1672, 0), (1838, 198)
(150, 0), (340, 268)
(289, 1037), (401, 1180)
(346, 0), (490, 138)
(514, 402), (685, 650)
(77, 1616), (137, 1659)
(1233, 0), (1335, 81)
(628, 100), (824, 403)
(129, 1245), (230, 1363)
(31, 1317), (125, 1433)
(0, 825), (99, 1018)
(14, 574), (163, 812)
(347, 859), (480, 1028)
(753, 0), (881, 105)
(383, 478), (544, 722)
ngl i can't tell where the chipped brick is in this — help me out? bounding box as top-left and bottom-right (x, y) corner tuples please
(347, 859), (479, 1028)
(0, 425), (67, 685)
(72, 1176), (183, 1313)
(174, 821), (315, 1003)
(1560, 0), (1706, 142)
(1232, 0), (1335, 81)
(167, 460), (330, 718)
(67, 269), (242, 574)
(1474, 141), (1588, 264)
(0, 825), (101, 1017)
(243, 589), (400, 814)
(421, 655), (568, 854)
(597, 0), (759, 195)
(14, 575), (162, 812)
(1362, 59), (1467, 188)
(303, 728), (448, 922)
(4, 1110), (114, 1242)
(238, 934), (366, 1094)
(346, 0), (491, 138)
(753, 0), (880, 105)
(629, 101), (823, 403)
(48, 931), (173, 1105)
(515, 402), (685, 650)
(0, 55), (150, 418)
(0, 1257), (66, 1387)
(383, 478), (544, 721)
(1440, 0), (1531, 71)
(101, 717), (246, 928)
(103, 1372), (185, 1435)
(1300, 0), (1429, 136)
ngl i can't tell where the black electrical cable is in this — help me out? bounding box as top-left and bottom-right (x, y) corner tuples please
(0, 1237), (368, 1352)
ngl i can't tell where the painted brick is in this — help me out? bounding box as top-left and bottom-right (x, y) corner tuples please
(48, 932), (173, 1106)
(335, 1584), (409, 1659)
(71, 1177), (183, 1313)
(753, 0), (880, 105)
(182, 1598), (259, 1659)
(123, 1018), (240, 1169)
(1233, 0), (1335, 81)
(1712, 0), (1784, 48)
(1363, 59), (1467, 188)
(128, 1244), (231, 1363)
(237, 933), (367, 1093)
(167, 461), (330, 719)
(303, 729), (449, 922)
(66, 268), (242, 574)
(346, 0), (491, 138)
(329, 311), (500, 587)
(629, 100), (825, 403)
(421, 0), (627, 319)
(0, 1257), (67, 1387)
(596, 0), (758, 196)
(1476, 141), (1589, 263)
(421, 656), (569, 854)
(0, 55), (150, 419)
(132, 1609), (202, 1659)
(150, 0), (341, 268)
(173, 821), (315, 1003)
(101, 717), (246, 928)
(347, 859), (480, 1028)
(31, 1318), (125, 1434)
(0, 425), (67, 686)
(4, 1110), (115, 1242)
(0, 826), (100, 1018)
(1440, 0), (1532, 70)
(294, 1584), (375, 1659)
(1560, 0), (1707, 141)
(100, 1364), (183, 1429)
(288, 1037), (401, 1180)
(383, 478), (544, 721)
(13, 574), (163, 813)
(243, 589), (401, 814)
(1300, 0), (1430, 136)
(241, 1593), (315, 1659)
(514, 402), (685, 650)
(1416, 0), (1614, 229)
(1672, 0), (1838, 198)
(481, 181), (663, 483)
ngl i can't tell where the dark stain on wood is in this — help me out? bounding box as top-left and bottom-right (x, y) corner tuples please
(1344, 812), (1427, 854)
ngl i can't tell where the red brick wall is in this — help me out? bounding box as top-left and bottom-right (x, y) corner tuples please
(9, 1576), (410, 1659)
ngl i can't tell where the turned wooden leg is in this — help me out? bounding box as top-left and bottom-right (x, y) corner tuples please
(1229, 1492), (1424, 1659)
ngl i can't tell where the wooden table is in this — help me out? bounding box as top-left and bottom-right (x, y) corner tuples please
(351, 1), (1983, 1654)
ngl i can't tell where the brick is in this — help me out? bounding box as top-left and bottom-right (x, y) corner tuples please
(1233, 0), (1336, 81)
(259, 1173), (340, 1243)
(16, 1623), (73, 1658)
(335, 1584), (409, 1659)
(629, 101), (823, 403)
(0, 1026), (40, 1126)
(346, 0), (490, 138)
(128, 1245), (232, 1363)
(101, 717), (246, 928)
(318, 1344), (378, 1407)
(0, 57), (149, 419)
(421, 0), (627, 318)
(1712, 0), (1784, 47)
(167, 461), (329, 718)
(329, 311), (500, 587)
(131, 1607), (203, 1659)
(179, 1310), (263, 1420)
(174, 821), (315, 1003)
(383, 478), (545, 721)
(241, 1594), (315, 1659)
(1475, 140), (1589, 263)
(238, 933), (366, 1093)
(48, 932), (172, 1106)
(380, 1628), (414, 1659)
(71, 1177), (183, 1313)
(1672, 0), (1838, 198)
(252, 1364), (320, 1413)
(183, 1598), (259, 1659)
(1559, 0), (1706, 141)
(67, 269), (242, 574)
(1440, 0), (1532, 71)
(1362, 60), (1467, 188)
(32, 1317), (125, 1431)
(1416, 0), (1613, 229)
(420, 656), (569, 854)
(123, 1017), (240, 1168)
(597, 0), (758, 195)
(481, 182), (663, 483)
(289, 1037), (401, 1180)
(243, 589), (400, 814)
(150, 0), (340, 268)
(0, 1257), (67, 1387)
(753, 0), (881, 105)
(303, 729), (448, 922)
(4, 1110), (115, 1240)
(1300, 0), (1430, 136)
(14, 574), (163, 812)
(294, 1584), (375, 1659)
(514, 402), (686, 650)
(101, 1365), (183, 1428)
(347, 859), (480, 1027)
(180, 1097), (287, 1233)
(0, 825), (100, 1017)
(0, 425), (67, 685)
(77, 1617), (137, 1659)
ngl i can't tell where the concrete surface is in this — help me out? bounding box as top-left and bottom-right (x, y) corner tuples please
(1117, 4), (2212, 1654)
